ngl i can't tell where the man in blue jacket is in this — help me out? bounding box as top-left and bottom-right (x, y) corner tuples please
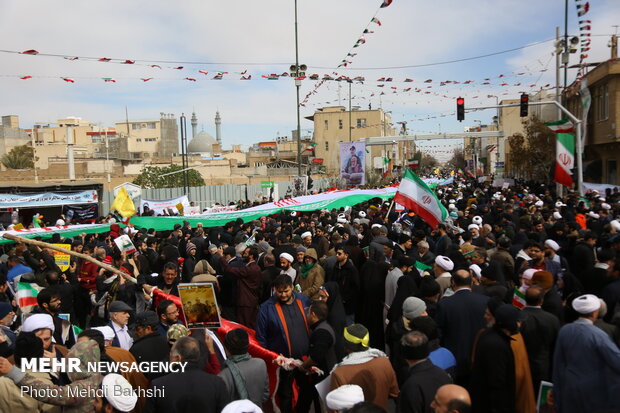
(256, 274), (311, 413)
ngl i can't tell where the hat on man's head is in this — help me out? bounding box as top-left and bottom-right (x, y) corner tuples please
(93, 326), (115, 341)
(472, 216), (483, 226)
(22, 313), (55, 333)
(279, 252), (294, 263)
(468, 223), (480, 231)
(167, 324), (190, 344)
(326, 385), (364, 411)
(186, 242), (196, 254)
(402, 297), (427, 320)
(343, 324), (369, 352)
(301, 231), (312, 239)
(572, 294), (601, 314)
(257, 241), (273, 253)
(109, 301), (133, 313)
(102, 373), (138, 412)
(135, 311), (159, 327)
(469, 264), (482, 279)
(222, 400), (263, 413)
(544, 239), (560, 251)
(434, 255), (454, 272)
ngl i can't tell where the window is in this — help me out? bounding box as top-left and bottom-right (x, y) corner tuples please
(147, 122), (156, 129)
(145, 138), (156, 142)
(136, 138), (142, 142)
(596, 85), (609, 121)
(324, 120), (329, 130)
(91, 136), (102, 143)
(356, 118), (367, 128)
(338, 120), (343, 129)
(132, 123), (141, 130)
(325, 141), (329, 151)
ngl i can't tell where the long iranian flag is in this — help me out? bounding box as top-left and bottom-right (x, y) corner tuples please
(394, 169), (448, 229)
(547, 120), (575, 188)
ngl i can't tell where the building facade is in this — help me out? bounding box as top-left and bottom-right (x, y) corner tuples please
(308, 106), (396, 174)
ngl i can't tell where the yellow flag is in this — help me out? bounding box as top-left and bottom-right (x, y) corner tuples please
(450, 170), (455, 176)
(110, 187), (136, 218)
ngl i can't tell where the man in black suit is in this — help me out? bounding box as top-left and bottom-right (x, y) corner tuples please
(143, 336), (229, 413)
(397, 331), (452, 413)
(435, 269), (489, 387)
(521, 285), (560, 396)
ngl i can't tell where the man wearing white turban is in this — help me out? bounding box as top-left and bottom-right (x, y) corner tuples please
(552, 294), (620, 413)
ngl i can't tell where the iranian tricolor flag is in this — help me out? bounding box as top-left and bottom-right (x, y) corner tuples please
(394, 169), (448, 229)
(512, 287), (526, 309)
(17, 281), (42, 312)
(547, 120), (575, 188)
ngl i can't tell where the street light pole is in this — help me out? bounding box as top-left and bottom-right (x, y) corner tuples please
(294, 0), (302, 177)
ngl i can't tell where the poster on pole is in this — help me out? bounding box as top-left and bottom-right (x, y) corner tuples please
(178, 283), (222, 329)
(140, 195), (190, 215)
(340, 142), (366, 186)
(52, 244), (71, 272)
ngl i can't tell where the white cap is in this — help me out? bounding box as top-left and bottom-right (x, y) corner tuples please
(101, 374), (137, 412)
(588, 211), (600, 219)
(448, 204), (457, 211)
(222, 400), (263, 413)
(555, 201), (566, 208)
(326, 385), (364, 411)
(22, 314), (55, 333)
(469, 264), (482, 279)
(522, 268), (537, 280)
(544, 239), (560, 252)
(553, 211), (562, 220)
(435, 255), (454, 271)
(449, 199), (456, 204)
(611, 220), (620, 231)
(359, 211), (367, 218)
(279, 253), (294, 263)
(472, 216), (483, 225)
(290, 211), (297, 217)
(301, 231), (312, 239)
(93, 326), (115, 341)
(468, 223), (479, 231)
(535, 200), (544, 207)
(55, 219), (65, 226)
(572, 294), (601, 314)
(337, 213), (347, 224)
(601, 203), (611, 210)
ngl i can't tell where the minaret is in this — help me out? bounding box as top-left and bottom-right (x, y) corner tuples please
(215, 111), (222, 145)
(191, 112), (198, 138)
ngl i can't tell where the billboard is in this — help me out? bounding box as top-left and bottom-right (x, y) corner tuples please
(340, 141), (366, 186)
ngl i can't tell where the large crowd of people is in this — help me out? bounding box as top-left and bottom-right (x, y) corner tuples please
(0, 176), (619, 413)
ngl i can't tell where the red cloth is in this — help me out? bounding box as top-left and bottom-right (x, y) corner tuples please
(78, 261), (98, 291)
(150, 288), (286, 404)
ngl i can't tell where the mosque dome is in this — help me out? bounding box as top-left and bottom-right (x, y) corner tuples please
(187, 131), (217, 153)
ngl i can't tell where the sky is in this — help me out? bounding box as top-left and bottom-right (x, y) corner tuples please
(1, 0), (618, 161)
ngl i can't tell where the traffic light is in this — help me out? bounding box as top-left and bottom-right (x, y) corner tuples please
(456, 97), (465, 122)
(520, 93), (529, 117)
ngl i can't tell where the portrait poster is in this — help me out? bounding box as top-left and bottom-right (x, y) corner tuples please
(178, 283), (222, 329)
(537, 381), (554, 413)
(340, 141), (366, 186)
